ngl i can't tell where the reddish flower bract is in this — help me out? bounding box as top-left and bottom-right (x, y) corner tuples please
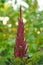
(14, 6), (26, 59)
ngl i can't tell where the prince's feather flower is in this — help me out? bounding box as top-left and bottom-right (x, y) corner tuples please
(14, 6), (26, 59)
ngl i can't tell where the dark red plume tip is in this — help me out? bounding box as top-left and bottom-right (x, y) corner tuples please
(14, 6), (27, 59)
(20, 5), (22, 18)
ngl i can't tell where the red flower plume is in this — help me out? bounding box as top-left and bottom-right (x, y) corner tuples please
(14, 6), (27, 59)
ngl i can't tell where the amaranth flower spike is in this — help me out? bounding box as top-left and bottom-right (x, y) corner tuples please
(14, 6), (27, 59)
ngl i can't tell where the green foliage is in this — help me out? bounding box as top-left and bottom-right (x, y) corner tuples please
(0, 0), (6, 3)
(0, 0), (43, 65)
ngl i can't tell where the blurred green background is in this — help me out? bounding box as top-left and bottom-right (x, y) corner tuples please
(0, 0), (43, 65)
